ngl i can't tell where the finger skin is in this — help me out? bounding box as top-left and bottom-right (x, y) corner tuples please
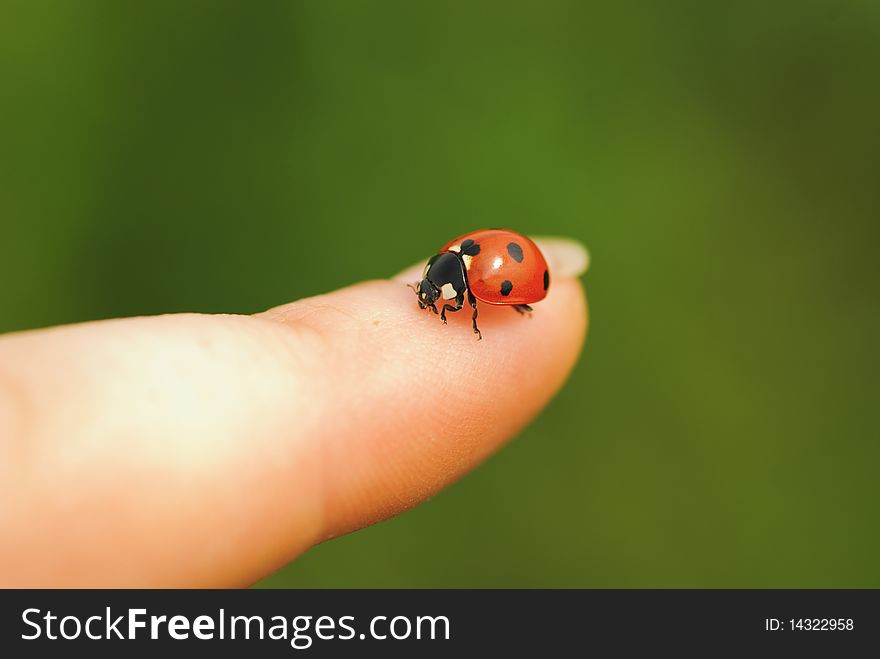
(0, 313), (328, 587)
(0, 246), (587, 586)
(258, 277), (587, 541)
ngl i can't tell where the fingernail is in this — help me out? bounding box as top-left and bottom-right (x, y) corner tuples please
(532, 236), (590, 278)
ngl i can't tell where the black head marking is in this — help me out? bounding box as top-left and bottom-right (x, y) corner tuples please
(424, 251), (468, 299)
(543, 269), (549, 290)
(507, 242), (524, 263)
(417, 278), (439, 305)
(500, 280), (513, 296)
(460, 238), (481, 256)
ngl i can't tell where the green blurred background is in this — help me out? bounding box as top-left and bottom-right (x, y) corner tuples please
(2, 1), (878, 587)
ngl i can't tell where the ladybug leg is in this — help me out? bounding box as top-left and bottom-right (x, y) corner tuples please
(512, 304), (533, 316)
(439, 293), (464, 324)
(467, 290), (482, 340)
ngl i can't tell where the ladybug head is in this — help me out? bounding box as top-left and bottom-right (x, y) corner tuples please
(415, 278), (439, 308)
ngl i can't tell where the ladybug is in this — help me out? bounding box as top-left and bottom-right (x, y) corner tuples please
(411, 229), (550, 339)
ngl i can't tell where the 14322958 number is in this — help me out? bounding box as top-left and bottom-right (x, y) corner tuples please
(790, 618), (854, 631)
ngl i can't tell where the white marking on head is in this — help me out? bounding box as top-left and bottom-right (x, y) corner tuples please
(448, 244), (461, 253)
(461, 254), (473, 269)
(440, 283), (457, 300)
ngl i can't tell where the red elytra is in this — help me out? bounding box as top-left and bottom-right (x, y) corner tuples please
(441, 229), (550, 305)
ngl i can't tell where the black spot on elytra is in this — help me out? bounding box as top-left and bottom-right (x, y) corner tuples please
(500, 280), (513, 296)
(460, 238), (481, 256)
(543, 269), (549, 290)
(507, 242), (524, 263)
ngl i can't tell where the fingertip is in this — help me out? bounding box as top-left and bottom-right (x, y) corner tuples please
(253, 229), (591, 544)
(255, 269), (588, 540)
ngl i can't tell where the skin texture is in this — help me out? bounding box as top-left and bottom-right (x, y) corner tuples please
(0, 237), (589, 587)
